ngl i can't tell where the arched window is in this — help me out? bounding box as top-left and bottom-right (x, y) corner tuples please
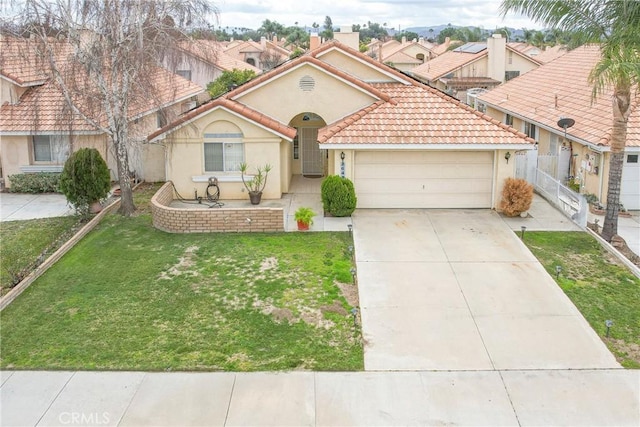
(246, 58), (256, 66)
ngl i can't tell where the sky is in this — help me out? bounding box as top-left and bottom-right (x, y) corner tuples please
(214, 0), (544, 32)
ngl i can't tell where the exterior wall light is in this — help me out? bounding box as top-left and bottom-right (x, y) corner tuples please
(504, 151), (511, 164)
(340, 151), (346, 160)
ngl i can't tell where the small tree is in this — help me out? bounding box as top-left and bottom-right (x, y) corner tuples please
(207, 69), (257, 98)
(321, 175), (357, 217)
(59, 148), (111, 216)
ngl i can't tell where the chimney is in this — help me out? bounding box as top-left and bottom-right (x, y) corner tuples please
(272, 35), (278, 44)
(378, 43), (383, 62)
(334, 25), (360, 51)
(260, 36), (266, 49)
(310, 32), (320, 50)
(419, 37), (424, 44)
(401, 36), (407, 44)
(487, 33), (507, 83)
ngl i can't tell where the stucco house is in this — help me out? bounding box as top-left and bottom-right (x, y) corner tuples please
(167, 40), (261, 92)
(0, 36), (204, 188)
(478, 44), (640, 210)
(148, 36), (535, 210)
(223, 37), (291, 72)
(411, 34), (543, 103)
(366, 37), (435, 71)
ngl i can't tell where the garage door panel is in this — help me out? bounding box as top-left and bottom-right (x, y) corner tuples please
(355, 163), (492, 180)
(354, 151), (494, 209)
(356, 178), (492, 194)
(356, 151), (493, 164)
(621, 159), (640, 210)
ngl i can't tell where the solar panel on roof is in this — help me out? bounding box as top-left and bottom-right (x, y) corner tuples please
(452, 43), (487, 54)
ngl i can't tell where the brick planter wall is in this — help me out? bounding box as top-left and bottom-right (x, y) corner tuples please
(151, 182), (284, 233)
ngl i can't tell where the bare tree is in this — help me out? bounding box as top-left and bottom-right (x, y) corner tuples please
(10, 0), (215, 216)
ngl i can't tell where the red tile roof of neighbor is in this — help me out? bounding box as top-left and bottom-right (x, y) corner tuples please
(0, 37), (69, 86)
(478, 44), (640, 148)
(177, 40), (261, 73)
(0, 38), (204, 134)
(151, 40), (534, 147)
(411, 49), (487, 81)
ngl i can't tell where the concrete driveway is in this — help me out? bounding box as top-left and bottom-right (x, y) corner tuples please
(353, 209), (620, 371)
(0, 193), (73, 221)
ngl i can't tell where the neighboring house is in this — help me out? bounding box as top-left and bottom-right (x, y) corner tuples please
(0, 37), (204, 188)
(148, 37), (534, 210)
(411, 34), (542, 103)
(508, 43), (567, 64)
(223, 37), (291, 72)
(168, 40), (261, 92)
(366, 37), (435, 71)
(478, 45), (640, 210)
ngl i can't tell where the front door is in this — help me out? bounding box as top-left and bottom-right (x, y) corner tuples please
(300, 127), (324, 176)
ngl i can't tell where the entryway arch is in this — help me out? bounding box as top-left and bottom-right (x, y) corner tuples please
(289, 112), (327, 177)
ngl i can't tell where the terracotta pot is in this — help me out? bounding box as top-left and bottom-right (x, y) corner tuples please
(297, 220), (310, 231)
(249, 191), (262, 205)
(90, 201), (103, 213)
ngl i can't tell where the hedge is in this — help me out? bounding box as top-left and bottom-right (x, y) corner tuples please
(8, 173), (61, 193)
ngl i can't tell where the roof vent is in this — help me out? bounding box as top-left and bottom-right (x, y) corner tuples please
(299, 75), (315, 92)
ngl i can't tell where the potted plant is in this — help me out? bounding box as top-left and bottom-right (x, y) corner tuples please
(240, 163), (272, 205)
(294, 207), (315, 231)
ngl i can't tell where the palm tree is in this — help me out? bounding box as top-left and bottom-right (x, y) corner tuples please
(501, 0), (640, 242)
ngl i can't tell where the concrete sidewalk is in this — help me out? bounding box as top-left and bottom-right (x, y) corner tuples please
(1, 369), (638, 426)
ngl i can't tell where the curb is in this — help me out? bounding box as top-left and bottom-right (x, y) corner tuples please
(0, 197), (122, 311)
(586, 228), (640, 279)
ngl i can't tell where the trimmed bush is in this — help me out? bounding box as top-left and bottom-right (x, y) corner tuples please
(500, 177), (534, 217)
(8, 173), (61, 193)
(321, 175), (357, 217)
(59, 148), (111, 215)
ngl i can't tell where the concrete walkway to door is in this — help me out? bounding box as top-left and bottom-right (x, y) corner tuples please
(353, 209), (620, 371)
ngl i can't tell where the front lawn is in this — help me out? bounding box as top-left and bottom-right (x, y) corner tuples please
(0, 186), (362, 371)
(524, 231), (640, 368)
(0, 216), (81, 295)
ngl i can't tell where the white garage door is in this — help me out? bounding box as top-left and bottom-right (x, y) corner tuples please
(621, 153), (640, 210)
(354, 151), (494, 208)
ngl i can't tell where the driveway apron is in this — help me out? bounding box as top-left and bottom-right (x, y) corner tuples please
(353, 209), (620, 371)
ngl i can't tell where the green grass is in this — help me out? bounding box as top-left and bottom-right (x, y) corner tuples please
(0, 216), (81, 294)
(0, 185), (362, 371)
(524, 231), (640, 368)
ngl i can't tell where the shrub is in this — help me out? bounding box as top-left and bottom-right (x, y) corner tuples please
(59, 148), (111, 215)
(500, 177), (534, 217)
(8, 173), (61, 193)
(321, 175), (357, 217)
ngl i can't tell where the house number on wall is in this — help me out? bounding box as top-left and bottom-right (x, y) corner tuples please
(340, 160), (345, 178)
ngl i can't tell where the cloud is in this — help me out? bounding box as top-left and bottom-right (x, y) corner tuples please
(216, 0), (544, 31)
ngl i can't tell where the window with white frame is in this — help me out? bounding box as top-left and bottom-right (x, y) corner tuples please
(176, 69), (192, 81)
(203, 133), (244, 172)
(524, 122), (537, 140)
(549, 133), (559, 155)
(32, 135), (70, 163)
(505, 114), (514, 127)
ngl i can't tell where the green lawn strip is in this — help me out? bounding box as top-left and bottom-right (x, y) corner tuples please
(0, 216), (81, 293)
(524, 231), (640, 368)
(0, 210), (362, 371)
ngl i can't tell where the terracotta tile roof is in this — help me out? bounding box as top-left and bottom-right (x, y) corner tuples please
(0, 37), (70, 86)
(384, 50), (423, 65)
(178, 40), (261, 73)
(533, 45), (568, 64)
(1, 39), (203, 133)
(411, 49), (487, 81)
(430, 40), (464, 56)
(478, 44), (639, 148)
(147, 96), (296, 142)
(318, 81), (534, 145)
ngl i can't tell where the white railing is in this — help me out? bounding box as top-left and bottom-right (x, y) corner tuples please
(535, 169), (587, 228)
